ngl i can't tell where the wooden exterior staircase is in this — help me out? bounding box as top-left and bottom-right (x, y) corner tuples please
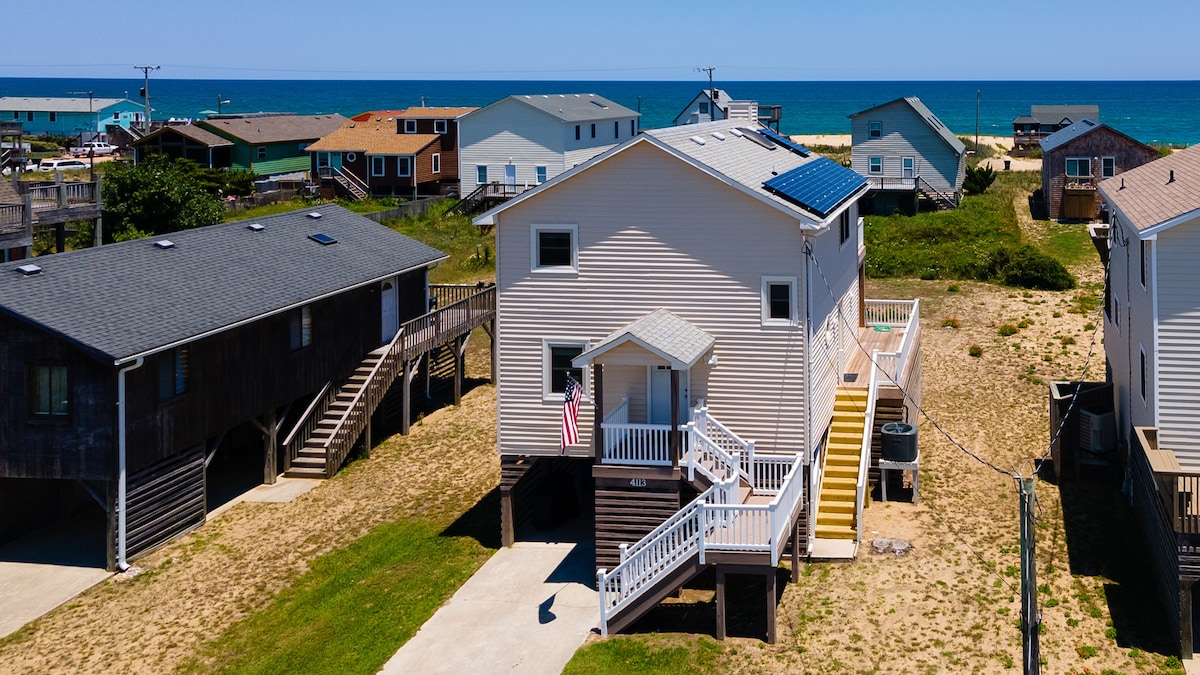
(814, 388), (868, 541)
(917, 176), (958, 210)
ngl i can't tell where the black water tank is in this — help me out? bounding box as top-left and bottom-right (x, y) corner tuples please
(881, 422), (918, 462)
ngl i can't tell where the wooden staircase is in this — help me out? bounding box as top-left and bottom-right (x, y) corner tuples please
(815, 388), (868, 541)
(334, 172), (367, 201)
(917, 176), (958, 210)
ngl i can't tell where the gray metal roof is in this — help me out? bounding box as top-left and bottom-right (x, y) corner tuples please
(506, 93), (639, 122)
(0, 206), (446, 362)
(0, 97), (136, 113)
(1022, 105), (1100, 125)
(574, 308), (715, 369)
(850, 97), (965, 154)
(1039, 119), (1101, 153)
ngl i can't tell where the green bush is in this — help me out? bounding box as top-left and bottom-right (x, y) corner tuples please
(1026, 145), (1043, 159)
(28, 140), (63, 153)
(997, 245), (1076, 290)
(963, 165), (997, 196)
(968, 345), (983, 357)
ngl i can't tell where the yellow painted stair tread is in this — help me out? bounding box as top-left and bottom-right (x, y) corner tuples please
(815, 526), (857, 540)
(820, 501), (855, 513)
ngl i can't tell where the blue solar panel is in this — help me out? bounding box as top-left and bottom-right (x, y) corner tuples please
(763, 157), (867, 217)
(757, 128), (810, 157)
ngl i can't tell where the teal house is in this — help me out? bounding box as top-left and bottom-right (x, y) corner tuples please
(196, 113), (346, 178)
(0, 96), (146, 139)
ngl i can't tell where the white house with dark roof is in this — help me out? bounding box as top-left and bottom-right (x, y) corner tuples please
(1096, 143), (1200, 657)
(457, 94), (639, 195)
(672, 89), (759, 126)
(850, 96), (966, 212)
(475, 119), (922, 639)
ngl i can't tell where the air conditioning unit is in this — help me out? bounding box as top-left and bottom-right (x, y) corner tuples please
(1078, 409), (1116, 455)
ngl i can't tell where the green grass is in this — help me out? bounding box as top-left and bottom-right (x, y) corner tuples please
(222, 197), (398, 222)
(178, 519), (493, 675)
(383, 200), (495, 284)
(1033, 220), (1096, 269)
(563, 635), (727, 675)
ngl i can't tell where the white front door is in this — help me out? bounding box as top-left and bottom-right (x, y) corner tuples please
(381, 279), (398, 344)
(504, 164), (517, 190)
(902, 157), (915, 179)
(649, 366), (672, 425)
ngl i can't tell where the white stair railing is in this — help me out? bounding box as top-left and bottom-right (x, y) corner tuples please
(855, 357), (880, 546)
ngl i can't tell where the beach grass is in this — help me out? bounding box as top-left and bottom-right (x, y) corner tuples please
(564, 635), (727, 675)
(382, 200), (495, 284)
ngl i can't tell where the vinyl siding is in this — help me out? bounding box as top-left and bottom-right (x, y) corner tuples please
(459, 99), (631, 192)
(851, 100), (963, 195)
(1155, 218), (1200, 468)
(1106, 214), (1136, 447)
(495, 142), (839, 458)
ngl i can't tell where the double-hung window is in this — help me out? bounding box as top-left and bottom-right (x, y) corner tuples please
(1066, 157), (1091, 181)
(404, 119), (417, 133)
(839, 210), (852, 246)
(371, 156), (386, 177)
(536, 166), (547, 183)
(29, 365), (68, 418)
(869, 121), (882, 138)
(761, 276), (798, 326)
(590, 123), (596, 139)
(432, 153), (441, 174)
(476, 165), (487, 184)
(868, 157), (882, 174)
(397, 156), (412, 177)
(256, 146), (267, 160)
(543, 340), (587, 399)
(1101, 156), (1116, 179)
(531, 224), (578, 272)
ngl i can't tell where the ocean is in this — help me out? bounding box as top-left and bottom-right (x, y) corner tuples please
(2, 78), (1198, 145)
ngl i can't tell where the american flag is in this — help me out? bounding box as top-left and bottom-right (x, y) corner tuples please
(560, 372), (582, 454)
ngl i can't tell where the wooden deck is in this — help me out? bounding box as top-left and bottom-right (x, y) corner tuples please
(842, 325), (905, 386)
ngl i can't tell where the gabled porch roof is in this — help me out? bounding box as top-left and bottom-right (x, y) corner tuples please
(573, 308), (714, 370)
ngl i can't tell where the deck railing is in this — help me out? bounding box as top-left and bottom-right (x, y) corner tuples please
(319, 328), (406, 475)
(690, 402), (754, 484)
(856, 353), (881, 545)
(680, 422), (740, 483)
(280, 380), (335, 471)
(601, 422), (672, 466)
(865, 176), (917, 191)
(0, 203), (22, 230)
(400, 284), (495, 361)
(864, 298), (920, 384)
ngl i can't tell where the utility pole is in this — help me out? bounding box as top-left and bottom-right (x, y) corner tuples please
(217, 93), (230, 115)
(134, 65), (160, 125)
(696, 65), (716, 97)
(68, 90), (95, 179)
(1019, 477), (1040, 674)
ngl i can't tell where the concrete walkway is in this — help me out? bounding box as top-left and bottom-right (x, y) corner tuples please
(380, 540), (598, 675)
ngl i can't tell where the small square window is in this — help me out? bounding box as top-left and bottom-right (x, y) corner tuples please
(113, 112), (120, 121)
(476, 165), (487, 184)
(158, 346), (189, 401)
(404, 119), (417, 133)
(761, 276), (798, 326)
(536, 166), (547, 183)
(290, 305), (313, 350)
(398, 156), (412, 177)
(29, 365), (68, 417)
(432, 153), (441, 174)
(531, 224), (578, 272)
(256, 146), (267, 160)
(869, 121), (882, 138)
(434, 119), (447, 134)
(699, 101), (710, 114)
(543, 340), (588, 399)
(868, 157), (882, 174)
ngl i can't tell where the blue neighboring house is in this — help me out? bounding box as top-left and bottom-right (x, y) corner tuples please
(0, 97), (146, 140)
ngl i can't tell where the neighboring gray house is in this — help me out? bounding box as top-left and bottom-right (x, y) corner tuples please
(457, 94), (639, 195)
(1096, 144), (1200, 658)
(475, 119), (921, 639)
(850, 96), (966, 214)
(1013, 104), (1100, 154)
(672, 89), (758, 126)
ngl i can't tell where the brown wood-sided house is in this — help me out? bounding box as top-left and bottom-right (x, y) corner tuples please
(0, 206), (446, 570)
(1040, 119), (1157, 221)
(307, 107), (476, 200)
(130, 124), (235, 169)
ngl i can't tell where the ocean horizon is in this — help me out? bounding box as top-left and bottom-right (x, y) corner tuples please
(3, 78), (1198, 145)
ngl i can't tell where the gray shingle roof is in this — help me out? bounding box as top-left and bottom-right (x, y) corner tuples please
(1100, 144), (1200, 233)
(850, 97), (965, 154)
(0, 206), (446, 361)
(506, 94), (639, 122)
(197, 114), (347, 145)
(134, 124), (235, 148)
(1039, 119), (1100, 153)
(574, 308), (715, 369)
(1024, 105), (1100, 125)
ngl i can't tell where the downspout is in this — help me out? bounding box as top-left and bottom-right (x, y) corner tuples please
(116, 356), (145, 571)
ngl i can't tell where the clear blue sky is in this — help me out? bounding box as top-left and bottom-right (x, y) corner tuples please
(5, 0), (1198, 80)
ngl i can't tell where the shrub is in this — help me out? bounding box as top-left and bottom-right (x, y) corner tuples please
(998, 245), (1076, 291)
(941, 317), (960, 329)
(1076, 645), (1098, 659)
(947, 283), (960, 292)
(1027, 145), (1043, 159)
(998, 324), (1018, 336)
(28, 139), (63, 153)
(968, 345), (983, 358)
(963, 165), (998, 196)
(1061, 336), (1076, 346)
(1084, 322), (1096, 331)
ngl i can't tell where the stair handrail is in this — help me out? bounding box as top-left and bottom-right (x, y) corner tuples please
(320, 326), (406, 475)
(333, 165), (369, 195)
(281, 379), (335, 470)
(688, 405), (754, 486)
(681, 422), (740, 484)
(917, 175), (957, 207)
(448, 182), (490, 216)
(856, 353), (881, 546)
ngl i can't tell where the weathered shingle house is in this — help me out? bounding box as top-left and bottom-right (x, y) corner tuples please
(195, 113), (346, 178)
(476, 119), (921, 640)
(0, 206), (445, 569)
(1097, 144), (1200, 658)
(1012, 104), (1100, 155)
(458, 94), (639, 197)
(1040, 119), (1157, 221)
(850, 96), (965, 213)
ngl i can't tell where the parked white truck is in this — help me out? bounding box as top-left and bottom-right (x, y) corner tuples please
(69, 142), (118, 157)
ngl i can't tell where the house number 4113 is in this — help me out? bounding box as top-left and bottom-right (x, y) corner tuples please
(629, 478), (647, 487)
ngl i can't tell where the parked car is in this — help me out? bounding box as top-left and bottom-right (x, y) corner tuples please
(69, 142), (118, 157)
(37, 159), (90, 172)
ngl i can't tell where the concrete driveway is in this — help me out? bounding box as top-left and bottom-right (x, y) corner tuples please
(380, 540), (598, 675)
(0, 516), (110, 639)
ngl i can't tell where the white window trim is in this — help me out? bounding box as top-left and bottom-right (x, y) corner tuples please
(530, 224), (579, 274)
(345, 152), (357, 163)
(868, 157), (882, 174)
(316, 152), (330, 168)
(1102, 156), (1116, 179)
(761, 275), (799, 327)
(1112, 292), (1120, 332)
(404, 119), (417, 134)
(542, 338), (590, 403)
(397, 156), (412, 177)
(869, 121), (882, 138)
(476, 165), (488, 184)
(432, 153), (441, 174)
(1140, 240), (1147, 289)
(434, 119), (447, 134)
(536, 166), (547, 183)
(370, 155), (386, 177)
(256, 146), (267, 160)
(1066, 156), (1091, 179)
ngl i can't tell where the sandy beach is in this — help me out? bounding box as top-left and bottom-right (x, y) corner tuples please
(790, 133), (1042, 171)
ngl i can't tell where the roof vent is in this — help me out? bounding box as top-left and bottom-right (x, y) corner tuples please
(590, 100), (608, 109)
(247, 223), (265, 232)
(154, 240), (175, 249)
(309, 233), (337, 245)
(711, 132), (726, 141)
(349, 123), (355, 128)
(307, 212), (322, 220)
(729, 127), (745, 138)
(1169, 169), (1176, 183)
(689, 135), (706, 146)
(16, 264), (41, 276)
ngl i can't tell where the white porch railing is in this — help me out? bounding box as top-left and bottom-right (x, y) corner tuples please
(856, 354), (881, 546)
(690, 402), (754, 483)
(600, 397), (673, 466)
(597, 412), (805, 636)
(864, 298), (920, 385)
